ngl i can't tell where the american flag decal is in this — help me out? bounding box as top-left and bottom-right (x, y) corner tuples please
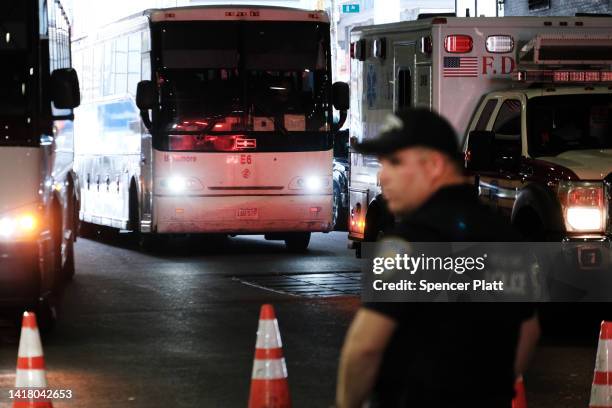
(443, 56), (478, 77)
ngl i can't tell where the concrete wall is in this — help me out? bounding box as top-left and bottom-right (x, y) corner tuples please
(504, 0), (610, 16)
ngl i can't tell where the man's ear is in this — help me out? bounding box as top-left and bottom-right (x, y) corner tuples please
(424, 150), (447, 179)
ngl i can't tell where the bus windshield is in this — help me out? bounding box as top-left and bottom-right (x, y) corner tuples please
(0, 1), (33, 142)
(527, 94), (612, 157)
(156, 21), (332, 152)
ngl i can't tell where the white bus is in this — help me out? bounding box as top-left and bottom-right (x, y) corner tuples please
(0, 0), (80, 329)
(72, 5), (349, 251)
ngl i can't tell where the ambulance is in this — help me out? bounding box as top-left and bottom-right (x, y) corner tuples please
(348, 15), (612, 251)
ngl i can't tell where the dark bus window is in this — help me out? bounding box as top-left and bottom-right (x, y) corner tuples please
(475, 99), (498, 130)
(397, 68), (411, 110)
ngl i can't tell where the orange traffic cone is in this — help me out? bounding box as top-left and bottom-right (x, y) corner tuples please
(590, 321), (612, 408)
(13, 312), (52, 408)
(248, 304), (291, 408)
(512, 376), (527, 408)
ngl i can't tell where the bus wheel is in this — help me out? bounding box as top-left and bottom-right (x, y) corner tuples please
(139, 233), (166, 253)
(63, 194), (76, 281)
(284, 232), (311, 252)
(332, 182), (347, 231)
(63, 236), (75, 281)
(35, 297), (57, 334)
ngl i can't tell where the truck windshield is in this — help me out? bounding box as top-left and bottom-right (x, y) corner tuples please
(527, 94), (612, 157)
(156, 21), (332, 152)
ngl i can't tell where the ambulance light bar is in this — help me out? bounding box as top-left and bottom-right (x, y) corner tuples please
(445, 35), (472, 53)
(514, 70), (612, 83)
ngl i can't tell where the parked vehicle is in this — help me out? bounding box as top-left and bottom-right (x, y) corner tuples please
(72, 5), (349, 252)
(347, 15), (612, 255)
(0, 0), (80, 330)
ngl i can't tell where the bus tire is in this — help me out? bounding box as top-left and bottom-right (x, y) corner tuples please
(332, 181), (347, 231)
(284, 232), (311, 252)
(139, 233), (166, 253)
(63, 190), (76, 281)
(51, 199), (64, 289)
(35, 297), (57, 334)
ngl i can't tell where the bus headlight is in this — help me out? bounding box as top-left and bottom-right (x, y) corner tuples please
(158, 177), (203, 194)
(305, 176), (323, 191)
(558, 181), (606, 233)
(168, 176), (187, 193)
(0, 214), (38, 240)
(289, 176), (331, 192)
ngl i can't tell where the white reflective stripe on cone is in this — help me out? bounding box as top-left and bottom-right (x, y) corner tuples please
(255, 320), (282, 349)
(590, 384), (612, 407)
(17, 328), (43, 358)
(15, 369), (48, 388)
(595, 340), (612, 372)
(251, 358), (288, 380)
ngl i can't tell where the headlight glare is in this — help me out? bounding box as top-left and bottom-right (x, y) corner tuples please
(305, 176), (323, 191)
(0, 213), (38, 239)
(558, 181), (607, 233)
(566, 207), (604, 231)
(168, 176), (187, 193)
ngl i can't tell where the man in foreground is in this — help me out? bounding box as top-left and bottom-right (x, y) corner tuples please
(336, 109), (540, 408)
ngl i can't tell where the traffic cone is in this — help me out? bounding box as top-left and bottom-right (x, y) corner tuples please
(13, 312), (52, 408)
(512, 376), (527, 408)
(248, 304), (291, 408)
(590, 321), (612, 408)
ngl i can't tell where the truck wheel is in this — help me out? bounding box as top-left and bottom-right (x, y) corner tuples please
(284, 232), (311, 252)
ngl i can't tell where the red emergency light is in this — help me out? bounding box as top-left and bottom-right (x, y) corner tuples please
(515, 70), (612, 83)
(445, 35), (473, 53)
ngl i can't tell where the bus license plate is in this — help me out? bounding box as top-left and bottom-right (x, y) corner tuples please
(236, 208), (258, 219)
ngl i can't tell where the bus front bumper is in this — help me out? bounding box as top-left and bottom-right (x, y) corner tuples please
(0, 241), (41, 307)
(153, 194), (334, 234)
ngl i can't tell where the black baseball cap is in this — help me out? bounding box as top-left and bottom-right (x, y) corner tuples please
(354, 108), (459, 159)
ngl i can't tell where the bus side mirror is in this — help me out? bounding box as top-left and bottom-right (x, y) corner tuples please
(465, 131), (495, 171)
(51, 68), (80, 109)
(332, 81), (349, 111)
(332, 82), (349, 131)
(136, 80), (157, 130)
(136, 80), (157, 110)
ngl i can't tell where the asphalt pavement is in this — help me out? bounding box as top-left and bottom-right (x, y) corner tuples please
(0, 231), (602, 407)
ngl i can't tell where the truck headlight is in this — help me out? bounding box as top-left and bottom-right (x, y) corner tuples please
(558, 181), (606, 233)
(0, 213), (38, 240)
